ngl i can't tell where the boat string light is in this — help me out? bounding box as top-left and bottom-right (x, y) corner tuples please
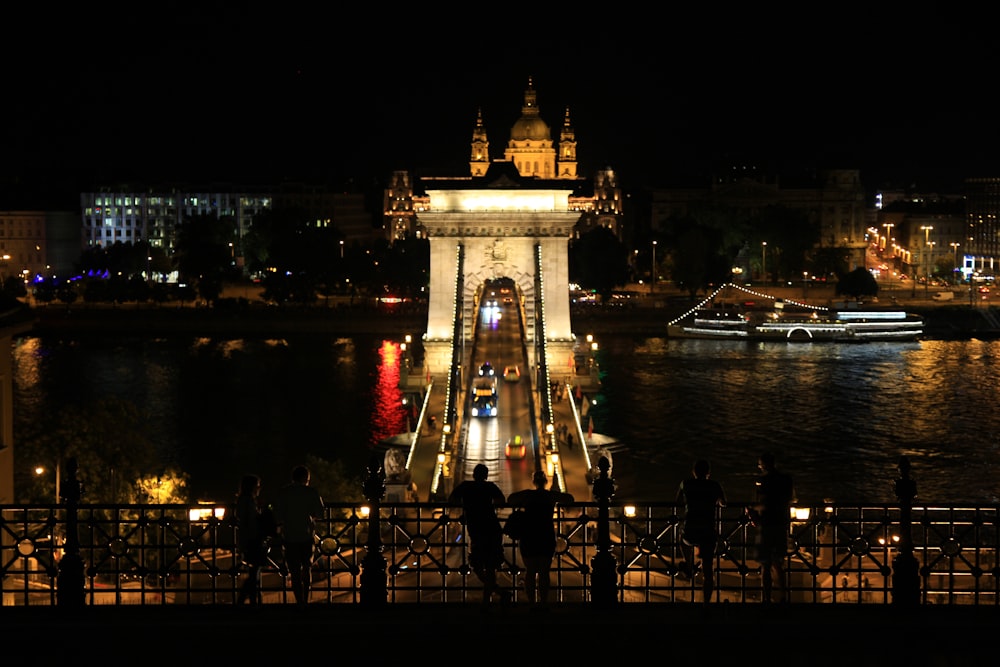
(667, 283), (830, 327)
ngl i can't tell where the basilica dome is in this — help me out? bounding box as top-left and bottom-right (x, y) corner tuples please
(509, 115), (551, 141)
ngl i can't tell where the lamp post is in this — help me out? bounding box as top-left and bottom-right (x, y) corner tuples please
(34, 462), (60, 501)
(650, 241), (657, 293)
(761, 242), (767, 285)
(950, 242), (961, 284)
(881, 224), (894, 292)
(920, 226), (934, 297)
(340, 240), (345, 260)
(926, 241), (935, 297)
(882, 223), (894, 252)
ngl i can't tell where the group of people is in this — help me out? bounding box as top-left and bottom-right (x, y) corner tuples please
(675, 452), (796, 604)
(235, 464), (325, 606)
(448, 463), (574, 610)
(234, 453), (794, 607)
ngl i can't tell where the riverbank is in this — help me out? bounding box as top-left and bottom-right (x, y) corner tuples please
(24, 292), (1000, 340)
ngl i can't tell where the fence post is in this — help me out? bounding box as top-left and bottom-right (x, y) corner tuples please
(892, 455), (919, 606)
(590, 455), (618, 607)
(360, 455), (388, 607)
(56, 457), (85, 607)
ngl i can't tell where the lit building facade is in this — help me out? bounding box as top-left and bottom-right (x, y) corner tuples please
(386, 79), (623, 241)
(963, 178), (1000, 279)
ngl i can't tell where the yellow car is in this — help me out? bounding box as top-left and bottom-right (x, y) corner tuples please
(503, 365), (520, 382)
(505, 435), (526, 459)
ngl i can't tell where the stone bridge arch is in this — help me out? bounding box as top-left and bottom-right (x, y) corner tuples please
(417, 186), (580, 374)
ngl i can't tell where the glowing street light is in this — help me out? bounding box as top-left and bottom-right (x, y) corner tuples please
(651, 241), (657, 293)
(950, 242), (961, 283)
(920, 226), (934, 297)
(761, 242), (767, 285)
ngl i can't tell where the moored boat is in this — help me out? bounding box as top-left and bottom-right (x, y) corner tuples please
(666, 284), (924, 342)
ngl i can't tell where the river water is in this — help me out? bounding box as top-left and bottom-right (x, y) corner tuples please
(12, 333), (1000, 506)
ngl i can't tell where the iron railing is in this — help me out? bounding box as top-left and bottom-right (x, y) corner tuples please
(3, 498), (998, 606)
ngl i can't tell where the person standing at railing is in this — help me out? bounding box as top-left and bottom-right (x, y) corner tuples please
(507, 470), (575, 611)
(274, 465), (325, 606)
(751, 452), (796, 604)
(448, 463), (507, 607)
(675, 459), (727, 604)
(236, 474), (269, 605)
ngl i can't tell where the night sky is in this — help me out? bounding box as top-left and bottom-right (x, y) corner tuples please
(3, 6), (998, 199)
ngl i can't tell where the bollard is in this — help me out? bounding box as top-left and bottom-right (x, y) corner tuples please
(360, 455), (388, 607)
(892, 455), (920, 606)
(589, 455), (618, 607)
(56, 457), (85, 607)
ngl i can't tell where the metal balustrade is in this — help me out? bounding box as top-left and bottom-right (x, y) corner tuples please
(3, 499), (998, 606)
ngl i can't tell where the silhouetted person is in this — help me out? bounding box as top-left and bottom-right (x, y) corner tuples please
(448, 463), (507, 605)
(753, 452), (795, 603)
(507, 470), (574, 610)
(236, 474), (268, 605)
(274, 465), (324, 605)
(676, 459), (727, 603)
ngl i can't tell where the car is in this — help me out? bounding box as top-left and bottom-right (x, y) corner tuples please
(479, 361), (495, 377)
(471, 394), (498, 417)
(505, 435), (526, 459)
(503, 365), (520, 382)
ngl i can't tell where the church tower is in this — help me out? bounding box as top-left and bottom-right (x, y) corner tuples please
(558, 107), (578, 179)
(503, 77), (556, 179)
(469, 108), (490, 177)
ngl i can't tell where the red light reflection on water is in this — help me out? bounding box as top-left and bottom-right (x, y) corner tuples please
(369, 340), (406, 448)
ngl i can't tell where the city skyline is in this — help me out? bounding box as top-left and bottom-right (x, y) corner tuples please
(3, 7), (997, 199)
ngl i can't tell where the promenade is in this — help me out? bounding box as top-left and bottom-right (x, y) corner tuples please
(4, 602), (996, 662)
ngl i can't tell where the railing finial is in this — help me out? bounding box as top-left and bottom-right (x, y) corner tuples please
(590, 455), (618, 607)
(892, 455), (919, 606)
(56, 457), (85, 607)
(360, 456), (388, 606)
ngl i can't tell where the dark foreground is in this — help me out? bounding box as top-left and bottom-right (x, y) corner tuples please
(3, 602), (996, 663)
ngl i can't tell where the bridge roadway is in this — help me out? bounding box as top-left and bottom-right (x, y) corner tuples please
(401, 294), (601, 502)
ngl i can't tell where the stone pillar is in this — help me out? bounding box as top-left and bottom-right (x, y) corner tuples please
(360, 456), (388, 607)
(892, 455), (920, 606)
(589, 456), (618, 607)
(56, 457), (85, 607)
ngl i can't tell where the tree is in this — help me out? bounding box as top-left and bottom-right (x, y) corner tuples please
(15, 396), (187, 504)
(835, 267), (879, 299)
(568, 227), (630, 302)
(174, 214), (235, 304)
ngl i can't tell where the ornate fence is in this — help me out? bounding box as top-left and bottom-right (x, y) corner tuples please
(2, 457), (998, 607)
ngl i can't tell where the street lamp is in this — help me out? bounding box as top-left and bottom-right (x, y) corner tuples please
(926, 241), (936, 296)
(340, 240), (345, 260)
(882, 223), (894, 252)
(651, 241), (657, 293)
(950, 242), (961, 283)
(920, 226), (934, 297)
(761, 242), (767, 285)
(34, 462), (60, 501)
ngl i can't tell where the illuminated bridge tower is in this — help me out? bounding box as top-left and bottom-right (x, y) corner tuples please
(419, 161), (580, 373)
(418, 78), (585, 374)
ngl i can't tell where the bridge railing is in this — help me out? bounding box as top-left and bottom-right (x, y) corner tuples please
(2, 497), (997, 606)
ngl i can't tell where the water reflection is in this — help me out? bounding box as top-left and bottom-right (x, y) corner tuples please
(12, 334), (1000, 507)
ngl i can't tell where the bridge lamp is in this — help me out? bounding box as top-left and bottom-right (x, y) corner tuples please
(188, 503), (226, 522)
(790, 506), (811, 522)
(622, 505), (637, 518)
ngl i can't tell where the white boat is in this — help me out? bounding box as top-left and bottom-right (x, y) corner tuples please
(667, 284), (924, 342)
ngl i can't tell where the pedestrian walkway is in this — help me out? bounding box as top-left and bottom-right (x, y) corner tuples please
(6, 602), (997, 663)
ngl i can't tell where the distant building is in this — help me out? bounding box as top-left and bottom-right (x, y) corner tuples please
(963, 178), (1000, 280)
(650, 166), (869, 277)
(385, 79), (624, 242)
